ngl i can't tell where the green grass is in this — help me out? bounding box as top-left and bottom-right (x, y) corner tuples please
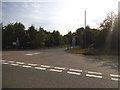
(65, 48), (118, 56)
(65, 48), (97, 55)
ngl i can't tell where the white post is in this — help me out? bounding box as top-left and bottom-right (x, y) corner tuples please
(85, 10), (86, 29)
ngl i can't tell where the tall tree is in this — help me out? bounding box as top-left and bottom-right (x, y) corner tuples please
(52, 30), (64, 46)
(2, 23), (15, 49)
(45, 32), (54, 47)
(27, 25), (37, 47)
(34, 27), (47, 48)
(13, 22), (26, 48)
(98, 12), (118, 50)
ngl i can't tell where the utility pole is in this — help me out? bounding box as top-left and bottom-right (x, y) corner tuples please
(85, 10), (86, 29)
(84, 10), (86, 48)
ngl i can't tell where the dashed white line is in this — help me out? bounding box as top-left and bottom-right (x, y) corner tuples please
(49, 69), (62, 72)
(111, 78), (120, 81)
(22, 65), (32, 68)
(41, 65), (51, 68)
(16, 62), (25, 64)
(86, 71), (102, 75)
(28, 63), (38, 66)
(2, 63), (9, 64)
(67, 71), (81, 75)
(25, 54), (34, 56)
(2, 60), (120, 82)
(0, 60), (6, 62)
(25, 52), (40, 56)
(86, 74), (102, 79)
(33, 52), (40, 54)
(34, 67), (46, 70)
(0, 60), (4, 61)
(7, 61), (15, 63)
(69, 69), (82, 72)
(10, 64), (19, 66)
(110, 74), (120, 78)
(54, 67), (66, 70)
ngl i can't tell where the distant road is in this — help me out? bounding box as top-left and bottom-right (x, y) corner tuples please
(2, 48), (119, 88)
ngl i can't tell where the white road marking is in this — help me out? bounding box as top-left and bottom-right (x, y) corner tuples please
(34, 67), (46, 70)
(49, 69), (62, 72)
(22, 65), (32, 68)
(2, 60), (119, 82)
(86, 71), (102, 75)
(2, 63), (9, 64)
(110, 74), (120, 78)
(25, 52), (40, 56)
(33, 52), (40, 54)
(54, 67), (66, 70)
(111, 78), (120, 81)
(0, 60), (6, 62)
(28, 63), (38, 66)
(86, 74), (102, 79)
(7, 61), (15, 63)
(25, 54), (34, 55)
(0, 60), (6, 63)
(16, 62), (25, 64)
(100, 61), (104, 64)
(10, 64), (19, 66)
(69, 69), (82, 72)
(41, 65), (51, 68)
(67, 71), (81, 75)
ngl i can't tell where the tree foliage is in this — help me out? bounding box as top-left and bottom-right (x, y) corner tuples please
(2, 12), (118, 51)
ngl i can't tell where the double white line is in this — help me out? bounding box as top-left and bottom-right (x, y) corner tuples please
(110, 74), (120, 81)
(34, 67), (46, 70)
(85, 71), (102, 79)
(67, 68), (82, 75)
(49, 66), (66, 73)
(41, 65), (51, 68)
(49, 69), (62, 73)
(28, 63), (38, 66)
(3, 60), (120, 82)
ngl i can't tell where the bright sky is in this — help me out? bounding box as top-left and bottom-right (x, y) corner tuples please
(2, 0), (119, 35)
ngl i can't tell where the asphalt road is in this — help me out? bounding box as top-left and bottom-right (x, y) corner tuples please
(2, 48), (119, 88)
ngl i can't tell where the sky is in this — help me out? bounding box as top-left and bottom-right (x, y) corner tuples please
(2, 0), (119, 35)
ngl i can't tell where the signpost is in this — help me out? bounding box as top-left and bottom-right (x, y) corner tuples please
(72, 36), (76, 47)
(16, 38), (20, 47)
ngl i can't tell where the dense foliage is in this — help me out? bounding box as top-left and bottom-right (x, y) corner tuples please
(2, 12), (119, 51)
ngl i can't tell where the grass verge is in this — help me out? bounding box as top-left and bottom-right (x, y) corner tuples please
(65, 48), (118, 56)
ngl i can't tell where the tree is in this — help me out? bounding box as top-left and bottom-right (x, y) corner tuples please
(45, 32), (54, 47)
(33, 27), (47, 48)
(76, 26), (97, 48)
(98, 12), (118, 50)
(2, 22), (28, 49)
(27, 25), (37, 48)
(13, 22), (26, 48)
(63, 31), (72, 45)
(52, 30), (64, 46)
(2, 23), (15, 49)
(76, 27), (84, 47)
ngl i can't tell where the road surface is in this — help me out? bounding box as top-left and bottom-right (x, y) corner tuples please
(2, 48), (119, 88)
